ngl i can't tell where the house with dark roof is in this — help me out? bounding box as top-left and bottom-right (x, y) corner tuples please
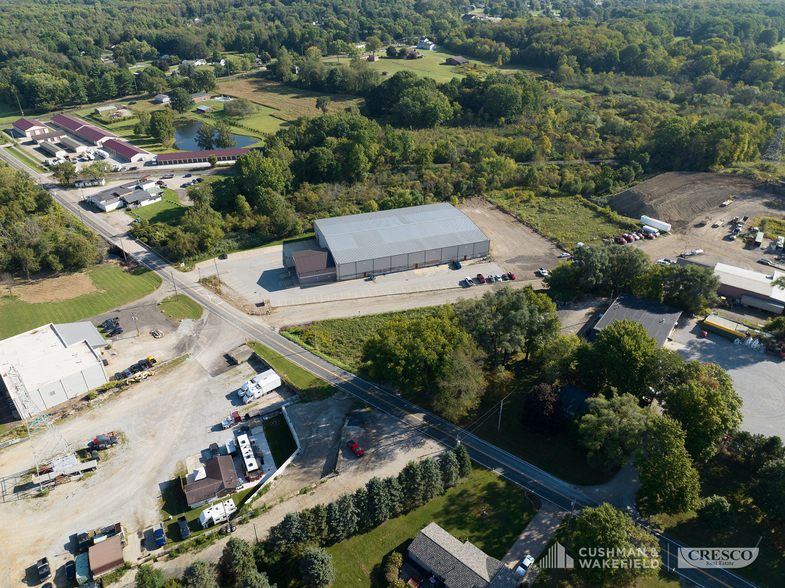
(12, 118), (48, 138)
(558, 384), (592, 417)
(407, 522), (519, 588)
(184, 455), (240, 508)
(196, 105), (214, 114)
(446, 56), (469, 66)
(122, 186), (163, 209)
(589, 293), (681, 348)
(190, 92), (210, 102)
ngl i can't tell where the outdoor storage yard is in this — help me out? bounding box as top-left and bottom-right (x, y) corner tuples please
(611, 172), (785, 271)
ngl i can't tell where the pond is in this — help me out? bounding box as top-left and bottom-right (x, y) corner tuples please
(174, 119), (257, 151)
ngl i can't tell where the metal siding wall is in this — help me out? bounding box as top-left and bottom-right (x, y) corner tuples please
(441, 246), (458, 260)
(357, 260), (374, 275)
(61, 371), (90, 399)
(390, 254), (408, 270)
(409, 251), (425, 266)
(337, 262), (355, 280)
(457, 244), (474, 258)
(424, 249), (441, 263)
(374, 257), (391, 272)
(82, 364), (109, 391)
(37, 382), (69, 411)
(474, 240), (490, 257)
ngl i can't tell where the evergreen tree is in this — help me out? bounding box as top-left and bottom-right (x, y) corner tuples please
(420, 458), (444, 502)
(219, 538), (256, 586)
(269, 511), (306, 550)
(300, 508), (316, 543)
(385, 476), (404, 518)
(440, 451), (460, 489)
(311, 503), (328, 545)
(398, 461), (425, 510)
(327, 493), (358, 542)
(366, 477), (392, 527)
(183, 560), (218, 588)
(454, 444), (472, 479)
(299, 546), (335, 588)
(353, 487), (371, 531)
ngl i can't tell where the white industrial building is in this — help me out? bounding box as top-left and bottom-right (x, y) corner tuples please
(714, 263), (785, 314)
(0, 323), (108, 419)
(308, 203), (490, 283)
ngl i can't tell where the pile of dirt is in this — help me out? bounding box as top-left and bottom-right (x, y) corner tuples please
(609, 172), (766, 230)
(16, 272), (96, 303)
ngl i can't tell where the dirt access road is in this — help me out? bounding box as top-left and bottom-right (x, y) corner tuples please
(611, 172), (785, 271)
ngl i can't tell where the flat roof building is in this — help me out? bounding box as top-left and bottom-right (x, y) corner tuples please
(589, 293), (682, 347)
(291, 249), (336, 285)
(715, 263), (785, 314)
(0, 323), (108, 418)
(89, 535), (124, 577)
(312, 203), (490, 281)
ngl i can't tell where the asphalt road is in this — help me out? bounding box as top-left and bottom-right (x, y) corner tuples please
(0, 147), (762, 588)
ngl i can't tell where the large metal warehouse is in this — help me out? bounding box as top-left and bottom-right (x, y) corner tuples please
(312, 203), (490, 281)
(714, 263), (785, 315)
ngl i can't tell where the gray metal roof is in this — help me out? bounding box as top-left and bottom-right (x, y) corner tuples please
(590, 293), (682, 348)
(315, 203), (489, 265)
(53, 322), (106, 349)
(408, 522), (516, 588)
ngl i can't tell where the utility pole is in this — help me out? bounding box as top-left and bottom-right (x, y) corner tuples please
(171, 271), (179, 300)
(497, 398), (504, 432)
(131, 313), (140, 337)
(14, 87), (24, 117)
(119, 240), (127, 262)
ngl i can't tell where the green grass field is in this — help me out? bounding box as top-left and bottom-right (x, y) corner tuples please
(158, 294), (203, 320)
(247, 341), (336, 402)
(324, 50), (473, 84)
(759, 216), (785, 240)
(189, 100), (277, 138)
(326, 468), (535, 588)
(125, 188), (187, 224)
(5, 145), (47, 172)
(488, 193), (639, 249)
(262, 417), (298, 468)
(0, 266), (162, 339)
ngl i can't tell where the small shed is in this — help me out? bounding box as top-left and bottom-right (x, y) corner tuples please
(228, 344), (255, 365)
(154, 94), (170, 104)
(446, 56), (469, 66)
(88, 534), (124, 577)
(196, 105), (213, 114)
(95, 105), (117, 114)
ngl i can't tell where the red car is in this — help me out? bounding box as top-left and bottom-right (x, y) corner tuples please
(347, 440), (364, 457)
(507, 271), (516, 280)
(476, 273), (486, 284)
(700, 331), (708, 338)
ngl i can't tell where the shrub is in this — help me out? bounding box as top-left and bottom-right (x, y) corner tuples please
(697, 495), (735, 529)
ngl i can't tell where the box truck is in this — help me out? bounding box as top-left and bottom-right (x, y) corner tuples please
(238, 369), (281, 403)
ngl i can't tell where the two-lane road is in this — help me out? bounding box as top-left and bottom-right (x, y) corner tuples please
(2, 149), (761, 588)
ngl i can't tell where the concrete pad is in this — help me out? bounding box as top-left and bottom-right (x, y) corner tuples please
(502, 502), (567, 568)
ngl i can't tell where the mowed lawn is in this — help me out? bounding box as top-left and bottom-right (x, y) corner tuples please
(217, 77), (363, 124)
(125, 189), (187, 224)
(158, 294), (203, 320)
(0, 266), (162, 339)
(326, 468), (535, 588)
(323, 50), (475, 84)
(247, 341), (336, 402)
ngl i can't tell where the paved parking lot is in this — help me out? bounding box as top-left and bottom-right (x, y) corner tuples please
(200, 242), (511, 307)
(665, 319), (785, 438)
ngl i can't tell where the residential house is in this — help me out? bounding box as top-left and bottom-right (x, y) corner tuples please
(190, 92), (210, 102)
(558, 384), (592, 417)
(446, 56), (469, 65)
(184, 455), (240, 509)
(417, 37), (437, 51)
(154, 94), (170, 104)
(12, 118), (48, 138)
(407, 523), (519, 588)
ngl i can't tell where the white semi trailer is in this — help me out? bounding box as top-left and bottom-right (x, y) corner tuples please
(640, 215), (671, 233)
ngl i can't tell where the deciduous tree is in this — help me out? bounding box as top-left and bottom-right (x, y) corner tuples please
(592, 319), (658, 397)
(135, 566), (165, 588)
(170, 87), (195, 113)
(751, 458), (785, 523)
(521, 383), (564, 434)
(635, 416), (701, 514)
(149, 110), (175, 144)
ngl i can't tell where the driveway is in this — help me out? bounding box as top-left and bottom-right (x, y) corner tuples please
(665, 318), (785, 438)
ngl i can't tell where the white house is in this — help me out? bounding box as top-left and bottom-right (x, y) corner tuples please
(416, 37), (437, 51)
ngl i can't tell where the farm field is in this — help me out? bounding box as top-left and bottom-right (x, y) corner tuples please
(326, 467), (536, 588)
(217, 77), (363, 125)
(0, 266), (162, 339)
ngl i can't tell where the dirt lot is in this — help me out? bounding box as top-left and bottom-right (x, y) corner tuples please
(611, 172), (785, 271)
(12, 273), (96, 303)
(459, 197), (567, 274)
(114, 394), (445, 586)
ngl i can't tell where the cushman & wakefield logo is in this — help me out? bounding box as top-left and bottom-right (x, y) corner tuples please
(540, 543), (659, 570)
(677, 547), (759, 569)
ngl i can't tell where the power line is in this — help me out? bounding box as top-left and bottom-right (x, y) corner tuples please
(761, 117), (785, 164)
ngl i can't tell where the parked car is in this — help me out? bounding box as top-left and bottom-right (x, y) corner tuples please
(495, 274), (503, 282)
(129, 101), (137, 105)
(537, 268), (549, 277)
(219, 253), (228, 260)
(37, 558), (51, 582)
(507, 271), (516, 280)
(453, 260), (462, 269)
(347, 440), (364, 457)
(178, 516), (191, 539)
(153, 522), (166, 547)
(65, 560), (76, 582)
(500, 273), (509, 281)
(476, 273), (486, 284)
(558, 252), (571, 258)
(465, 277), (474, 286)
(122, 368), (133, 379)
(129, 363), (142, 374)
(196, 177), (204, 183)
(519, 555), (535, 573)
(156, 180), (165, 185)
(184, 173), (192, 178)
(114, 372), (123, 381)
(139, 358), (151, 370)
(147, 355), (158, 366)
(100, 317), (119, 329)
(107, 327), (123, 337)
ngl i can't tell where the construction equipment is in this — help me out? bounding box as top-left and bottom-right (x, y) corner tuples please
(699, 216), (711, 226)
(713, 219), (724, 228)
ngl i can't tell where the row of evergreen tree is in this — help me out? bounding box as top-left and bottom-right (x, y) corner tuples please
(268, 445), (472, 550)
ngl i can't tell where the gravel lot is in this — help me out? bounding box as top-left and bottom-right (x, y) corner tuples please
(664, 318), (785, 438)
